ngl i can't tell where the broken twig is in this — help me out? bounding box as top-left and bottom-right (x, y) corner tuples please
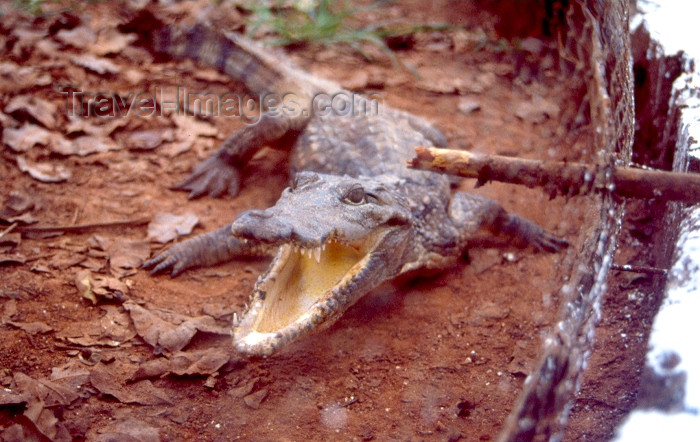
(0, 222), (18, 238)
(409, 146), (700, 202)
(611, 264), (667, 275)
(15, 218), (150, 234)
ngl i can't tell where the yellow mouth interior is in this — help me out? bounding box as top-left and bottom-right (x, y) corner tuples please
(253, 240), (369, 333)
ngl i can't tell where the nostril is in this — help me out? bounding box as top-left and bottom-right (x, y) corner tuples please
(231, 209), (293, 242)
(246, 209), (273, 220)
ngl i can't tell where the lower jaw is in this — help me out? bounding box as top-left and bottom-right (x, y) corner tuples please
(232, 241), (374, 357)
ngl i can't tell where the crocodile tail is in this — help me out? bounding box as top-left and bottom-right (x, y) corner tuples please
(152, 23), (339, 99)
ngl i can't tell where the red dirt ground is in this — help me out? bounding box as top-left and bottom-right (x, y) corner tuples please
(0, 1), (662, 440)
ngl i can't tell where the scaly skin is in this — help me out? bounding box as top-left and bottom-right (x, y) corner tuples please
(142, 22), (568, 357)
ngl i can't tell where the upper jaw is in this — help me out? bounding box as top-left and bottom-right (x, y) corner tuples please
(283, 235), (363, 264)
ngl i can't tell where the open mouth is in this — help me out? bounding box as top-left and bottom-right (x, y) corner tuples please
(232, 229), (391, 357)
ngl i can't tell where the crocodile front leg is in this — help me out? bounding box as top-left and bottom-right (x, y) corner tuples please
(449, 192), (568, 252)
(142, 224), (270, 277)
(174, 112), (309, 198)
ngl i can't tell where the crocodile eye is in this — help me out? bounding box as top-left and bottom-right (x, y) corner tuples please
(343, 185), (367, 205)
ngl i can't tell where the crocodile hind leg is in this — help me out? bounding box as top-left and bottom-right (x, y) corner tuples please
(142, 224), (270, 277)
(448, 192), (568, 252)
(174, 112), (309, 198)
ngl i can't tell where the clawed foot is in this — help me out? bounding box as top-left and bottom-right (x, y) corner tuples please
(172, 156), (241, 199)
(142, 242), (197, 277)
(532, 231), (569, 253)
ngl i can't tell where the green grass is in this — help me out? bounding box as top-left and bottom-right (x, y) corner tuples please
(11, 0), (453, 72)
(12, 0), (107, 15)
(12, 0), (53, 14)
(242, 0), (451, 71)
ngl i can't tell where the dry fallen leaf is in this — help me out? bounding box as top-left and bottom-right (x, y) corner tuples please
(131, 348), (231, 380)
(13, 372), (82, 407)
(77, 256), (105, 272)
(0, 110), (19, 130)
(192, 68), (230, 83)
(65, 115), (128, 137)
(161, 139), (195, 158)
(10, 27), (47, 57)
(0, 212), (38, 225)
(1, 298), (18, 322)
(91, 236), (150, 277)
(0, 388), (29, 406)
(3, 123), (51, 152)
(5, 95), (57, 129)
(50, 250), (86, 270)
(172, 114), (219, 137)
(2, 191), (35, 215)
(50, 362), (91, 394)
(55, 26), (96, 48)
(55, 305), (136, 347)
(124, 301), (229, 354)
(0, 62), (45, 93)
(70, 54), (121, 75)
(75, 269), (130, 304)
(2, 123), (76, 155)
(0, 253), (27, 265)
(0, 191), (38, 225)
(126, 128), (175, 151)
(201, 302), (236, 320)
(97, 305), (138, 343)
(462, 71), (497, 94)
(51, 135), (121, 156)
(0, 232), (22, 248)
(16, 156), (71, 183)
(8, 372), (78, 441)
(0, 408), (67, 442)
(94, 417), (161, 442)
(5, 321), (53, 335)
(147, 213), (199, 244)
(417, 78), (458, 94)
(88, 28), (138, 56)
(90, 365), (172, 406)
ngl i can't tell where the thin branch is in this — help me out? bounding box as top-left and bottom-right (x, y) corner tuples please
(15, 218), (150, 234)
(409, 146), (700, 203)
(611, 264), (667, 275)
(0, 222), (18, 238)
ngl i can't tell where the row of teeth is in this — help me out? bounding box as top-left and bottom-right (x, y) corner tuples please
(293, 244), (325, 263)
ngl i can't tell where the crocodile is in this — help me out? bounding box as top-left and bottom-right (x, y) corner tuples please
(141, 20), (568, 357)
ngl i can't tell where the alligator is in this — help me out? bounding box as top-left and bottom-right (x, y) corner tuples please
(142, 21), (568, 357)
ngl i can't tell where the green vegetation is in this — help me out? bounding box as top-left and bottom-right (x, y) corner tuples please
(12, 0), (107, 15)
(10, 0), (453, 70)
(243, 0), (451, 69)
(12, 0), (53, 14)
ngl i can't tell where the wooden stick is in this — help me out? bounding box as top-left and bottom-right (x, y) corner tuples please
(15, 218), (150, 234)
(409, 146), (700, 202)
(611, 264), (667, 275)
(0, 222), (18, 238)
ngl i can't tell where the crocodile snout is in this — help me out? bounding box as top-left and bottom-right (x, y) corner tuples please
(231, 209), (294, 242)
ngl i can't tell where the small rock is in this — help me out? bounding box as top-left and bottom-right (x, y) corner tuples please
(229, 379), (257, 399)
(457, 98), (481, 115)
(514, 96), (560, 123)
(343, 71), (369, 90)
(243, 388), (268, 409)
